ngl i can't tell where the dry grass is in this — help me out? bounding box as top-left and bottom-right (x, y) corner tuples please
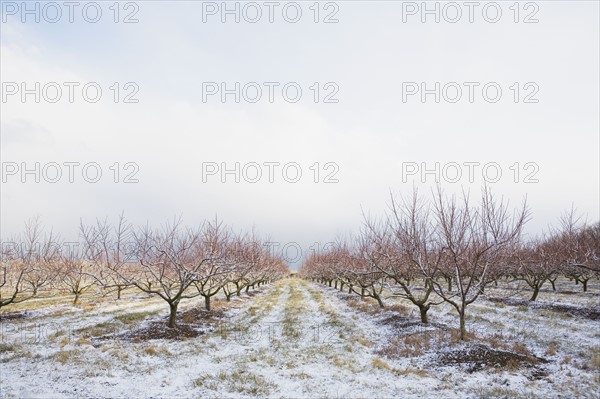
(332, 355), (362, 372)
(283, 281), (308, 340)
(544, 340), (560, 357)
(77, 321), (121, 338)
(347, 298), (379, 314)
(512, 341), (535, 359)
(212, 367), (276, 396)
(481, 332), (512, 351)
(351, 335), (373, 347)
(115, 311), (157, 325)
(378, 329), (476, 359)
(372, 357), (393, 370)
(0, 343), (16, 353)
(587, 348), (600, 370)
(75, 337), (92, 346)
(386, 303), (413, 315)
(372, 357), (430, 377)
(143, 344), (172, 357)
(51, 349), (82, 365)
(393, 367), (431, 378)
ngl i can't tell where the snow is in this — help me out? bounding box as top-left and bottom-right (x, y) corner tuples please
(1, 278), (599, 398)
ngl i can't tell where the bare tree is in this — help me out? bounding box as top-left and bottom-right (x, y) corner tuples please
(559, 210), (599, 292)
(427, 187), (529, 340)
(352, 234), (387, 308)
(193, 218), (235, 311)
(59, 242), (98, 305)
(369, 191), (444, 323)
(1, 218), (59, 308)
(126, 219), (208, 328)
(80, 215), (134, 300)
(512, 236), (559, 301)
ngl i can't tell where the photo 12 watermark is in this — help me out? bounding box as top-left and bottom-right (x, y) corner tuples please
(401, 82), (539, 104)
(1, 1), (140, 24)
(201, 82), (339, 104)
(400, 1), (539, 24)
(1, 82), (140, 104)
(401, 161), (540, 184)
(201, 162), (340, 184)
(1, 162), (141, 184)
(200, 1), (339, 24)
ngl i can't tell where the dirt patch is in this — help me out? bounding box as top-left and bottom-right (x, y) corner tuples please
(380, 313), (413, 327)
(495, 285), (600, 296)
(94, 308), (228, 343)
(487, 297), (600, 320)
(437, 343), (548, 373)
(116, 321), (203, 341)
(379, 313), (447, 335)
(180, 308), (226, 324)
(0, 311), (29, 321)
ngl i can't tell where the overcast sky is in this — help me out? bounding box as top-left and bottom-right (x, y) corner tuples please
(1, 1), (598, 268)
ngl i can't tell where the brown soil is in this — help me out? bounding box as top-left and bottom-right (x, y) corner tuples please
(437, 343), (548, 373)
(487, 297), (600, 320)
(97, 308), (228, 343)
(0, 311), (29, 321)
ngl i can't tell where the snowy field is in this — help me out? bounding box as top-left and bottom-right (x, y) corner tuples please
(1, 278), (599, 398)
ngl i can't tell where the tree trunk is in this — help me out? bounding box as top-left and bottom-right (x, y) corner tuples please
(419, 304), (429, 324)
(348, 285), (352, 294)
(582, 279), (588, 292)
(530, 285), (540, 301)
(361, 288), (365, 298)
(550, 279), (556, 291)
(374, 294), (384, 308)
(339, 282), (344, 291)
(117, 286), (122, 300)
(226, 293), (232, 302)
(168, 301), (179, 328)
(73, 293), (80, 305)
(459, 310), (466, 340)
(447, 277), (452, 292)
(204, 295), (211, 311)
(334, 280), (338, 289)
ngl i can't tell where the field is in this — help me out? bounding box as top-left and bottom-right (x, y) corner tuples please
(1, 278), (598, 398)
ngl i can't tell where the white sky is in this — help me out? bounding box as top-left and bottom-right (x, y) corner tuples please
(1, 1), (599, 268)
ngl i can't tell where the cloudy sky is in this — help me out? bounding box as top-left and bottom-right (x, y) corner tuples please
(1, 1), (598, 268)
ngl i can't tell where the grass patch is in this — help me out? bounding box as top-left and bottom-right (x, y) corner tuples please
(194, 361), (277, 395)
(378, 329), (475, 359)
(372, 357), (430, 377)
(78, 321), (121, 337)
(394, 367), (431, 377)
(51, 349), (82, 365)
(75, 337), (92, 346)
(372, 357), (393, 371)
(115, 311), (157, 324)
(332, 355), (362, 372)
(283, 280), (307, 340)
(143, 344), (172, 357)
(0, 343), (16, 352)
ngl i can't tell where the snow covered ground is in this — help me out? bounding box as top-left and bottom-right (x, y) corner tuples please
(1, 278), (599, 398)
